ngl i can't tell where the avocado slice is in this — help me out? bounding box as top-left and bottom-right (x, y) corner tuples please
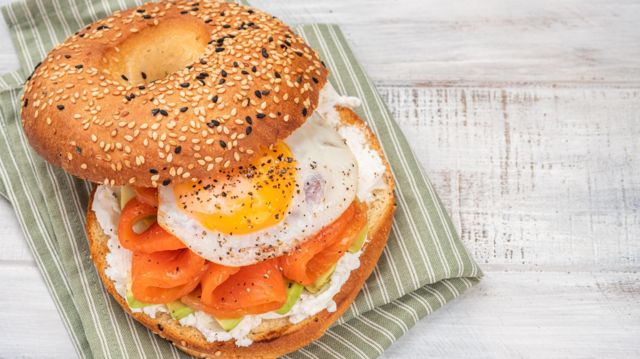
(126, 289), (152, 309)
(166, 301), (194, 320)
(120, 186), (136, 209)
(216, 317), (243, 331)
(276, 281), (304, 315)
(305, 264), (337, 294)
(348, 223), (368, 253)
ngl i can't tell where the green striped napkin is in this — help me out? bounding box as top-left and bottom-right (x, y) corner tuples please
(0, 0), (481, 358)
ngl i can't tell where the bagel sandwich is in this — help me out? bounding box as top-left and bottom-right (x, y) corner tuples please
(21, 1), (395, 357)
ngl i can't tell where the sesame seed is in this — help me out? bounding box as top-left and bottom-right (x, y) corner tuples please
(149, 168), (158, 174)
(162, 179), (171, 186)
(23, 2), (330, 186)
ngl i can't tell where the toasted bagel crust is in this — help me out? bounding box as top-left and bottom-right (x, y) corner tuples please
(22, 1), (327, 187)
(86, 108), (395, 358)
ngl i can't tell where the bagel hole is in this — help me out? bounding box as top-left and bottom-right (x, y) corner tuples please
(106, 19), (209, 85)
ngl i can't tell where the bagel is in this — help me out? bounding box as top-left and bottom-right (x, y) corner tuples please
(87, 107), (395, 358)
(21, 0), (327, 187)
(21, 1), (397, 357)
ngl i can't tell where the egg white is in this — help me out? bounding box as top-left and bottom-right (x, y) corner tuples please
(157, 115), (358, 266)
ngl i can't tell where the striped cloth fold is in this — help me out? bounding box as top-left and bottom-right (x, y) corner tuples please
(0, 0), (482, 358)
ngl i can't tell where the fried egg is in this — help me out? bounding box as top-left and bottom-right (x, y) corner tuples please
(157, 117), (358, 266)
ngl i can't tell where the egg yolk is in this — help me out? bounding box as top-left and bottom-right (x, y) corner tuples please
(173, 141), (296, 235)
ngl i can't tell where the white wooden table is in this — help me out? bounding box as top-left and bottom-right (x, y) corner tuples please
(1, 0), (639, 357)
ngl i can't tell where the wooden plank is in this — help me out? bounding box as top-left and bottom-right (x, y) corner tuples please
(1, 265), (638, 358)
(1, 86), (638, 270)
(0, 85), (637, 357)
(1, 0), (640, 85)
(0, 197), (33, 263)
(383, 270), (640, 358)
(0, 264), (76, 358)
(0, 0), (638, 357)
(251, 0), (640, 85)
(378, 86), (640, 270)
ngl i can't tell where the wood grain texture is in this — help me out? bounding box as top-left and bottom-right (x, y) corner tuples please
(0, 0), (638, 358)
(385, 270), (640, 358)
(2, 0), (640, 85)
(0, 264), (75, 357)
(381, 86), (640, 270)
(2, 266), (638, 358)
(251, 0), (640, 86)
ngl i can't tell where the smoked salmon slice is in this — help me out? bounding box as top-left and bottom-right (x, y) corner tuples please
(183, 259), (286, 319)
(281, 201), (367, 285)
(200, 262), (240, 297)
(133, 187), (159, 207)
(131, 249), (207, 303)
(118, 198), (186, 253)
(120, 193), (365, 315)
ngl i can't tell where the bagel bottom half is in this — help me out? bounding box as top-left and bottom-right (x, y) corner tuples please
(86, 108), (396, 359)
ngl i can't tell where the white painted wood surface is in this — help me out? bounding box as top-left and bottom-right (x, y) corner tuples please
(0, 0), (639, 358)
(252, 0), (640, 86)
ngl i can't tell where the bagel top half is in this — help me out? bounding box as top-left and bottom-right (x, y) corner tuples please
(20, 0), (328, 187)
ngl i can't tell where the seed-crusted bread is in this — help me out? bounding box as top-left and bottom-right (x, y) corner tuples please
(86, 107), (395, 358)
